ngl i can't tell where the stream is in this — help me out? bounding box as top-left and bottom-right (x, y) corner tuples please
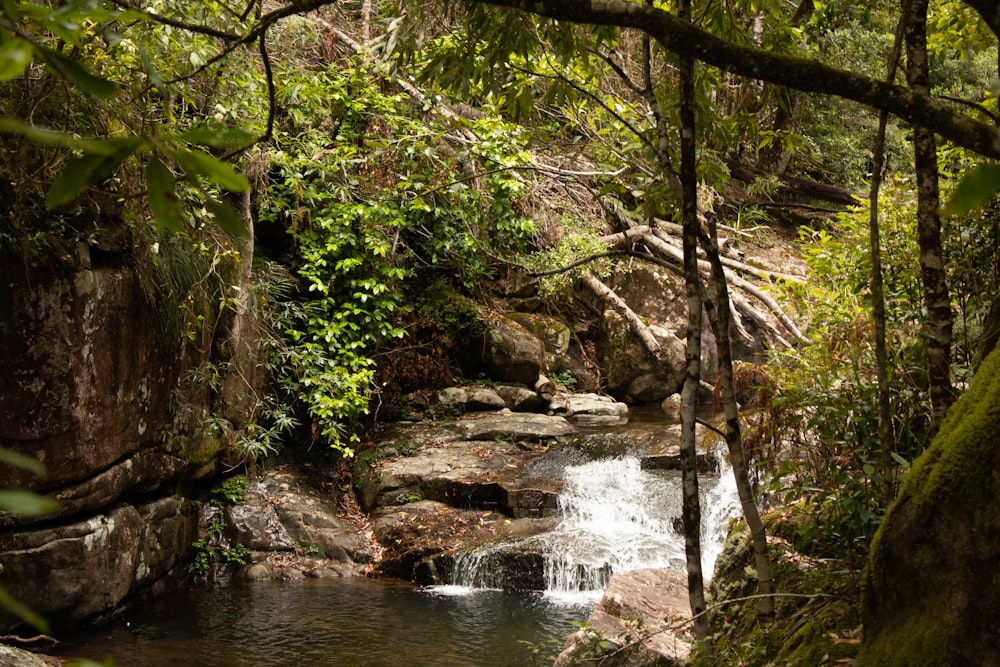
(51, 408), (741, 666)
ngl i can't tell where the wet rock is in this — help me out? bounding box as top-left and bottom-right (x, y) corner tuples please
(549, 393), (629, 425)
(554, 568), (693, 667)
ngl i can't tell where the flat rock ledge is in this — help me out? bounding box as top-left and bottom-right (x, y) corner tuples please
(555, 568), (693, 667)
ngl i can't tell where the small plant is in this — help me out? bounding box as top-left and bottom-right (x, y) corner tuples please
(303, 544), (321, 556)
(394, 492), (422, 505)
(210, 476), (247, 507)
(548, 369), (577, 392)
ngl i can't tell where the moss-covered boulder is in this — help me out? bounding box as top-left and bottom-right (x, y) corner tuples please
(860, 345), (1000, 666)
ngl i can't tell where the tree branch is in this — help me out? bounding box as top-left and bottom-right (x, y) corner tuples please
(469, 0), (1000, 158)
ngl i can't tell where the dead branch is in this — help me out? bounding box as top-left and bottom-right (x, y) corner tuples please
(582, 274), (663, 359)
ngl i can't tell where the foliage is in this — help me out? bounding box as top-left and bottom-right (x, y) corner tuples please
(209, 476), (247, 507)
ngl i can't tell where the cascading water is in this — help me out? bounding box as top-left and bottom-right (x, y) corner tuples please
(444, 451), (742, 601)
(541, 454), (740, 599)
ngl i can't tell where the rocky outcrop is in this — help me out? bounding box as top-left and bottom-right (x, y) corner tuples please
(554, 568), (693, 667)
(0, 496), (197, 629)
(0, 243), (251, 630)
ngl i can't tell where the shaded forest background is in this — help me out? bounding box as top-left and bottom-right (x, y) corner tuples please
(2, 0), (1000, 664)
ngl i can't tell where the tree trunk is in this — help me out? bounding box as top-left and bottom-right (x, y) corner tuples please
(699, 219), (776, 622)
(905, 0), (955, 423)
(867, 4), (909, 502)
(677, 0), (711, 644)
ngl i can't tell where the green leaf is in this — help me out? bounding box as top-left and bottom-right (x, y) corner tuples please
(2, 0), (23, 21)
(0, 116), (119, 154)
(145, 156), (182, 231)
(205, 197), (247, 238)
(0, 585), (50, 634)
(0, 448), (46, 476)
(890, 451), (911, 469)
(46, 141), (139, 209)
(36, 46), (119, 99)
(0, 36), (33, 81)
(179, 126), (255, 150)
(942, 163), (1000, 217)
(0, 489), (58, 516)
(176, 148), (249, 192)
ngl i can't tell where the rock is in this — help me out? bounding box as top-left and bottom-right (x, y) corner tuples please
(468, 316), (545, 385)
(509, 312), (572, 368)
(257, 469), (372, 564)
(595, 311), (687, 404)
(0, 497), (196, 631)
(660, 393), (682, 420)
(861, 343), (1000, 665)
(493, 385), (543, 412)
(371, 500), (509, 579)
(549, 393), (629, 425)
(554, 568), (693, 667)
(0, 254), (217, 495)
(0, 645), (50, 667)
(464, 387), (506, 411)
(224, 502), (297, 552)
(1, 451), (188, 529)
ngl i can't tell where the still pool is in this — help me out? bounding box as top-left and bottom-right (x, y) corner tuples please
(51, 577), (595, 667)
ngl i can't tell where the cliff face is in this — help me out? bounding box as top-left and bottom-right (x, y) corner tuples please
(0, 242), (237, 630)
(861, 344), (1000, 666)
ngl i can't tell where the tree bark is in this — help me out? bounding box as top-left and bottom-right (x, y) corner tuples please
(867, 4), (909, 502)
(905, 0), (956, 423)
(677, 0), (711, 645)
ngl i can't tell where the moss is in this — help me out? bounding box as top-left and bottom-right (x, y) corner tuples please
(860, 345), (1000, 666)
(697, 513), (862, 667)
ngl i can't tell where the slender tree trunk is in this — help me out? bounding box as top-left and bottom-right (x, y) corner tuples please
(699, 219), (776, 623)
(676, 0), (711, 645)
(361, 0), (373, 43)
(905, 0), (955, 424)
(868, 5), (909, 501)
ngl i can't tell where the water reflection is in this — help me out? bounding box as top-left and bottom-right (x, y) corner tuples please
(52, 577), (593, 667)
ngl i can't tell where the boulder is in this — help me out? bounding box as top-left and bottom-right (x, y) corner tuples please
(595, 310), (686, 404)
(549, 393), (629, 425)
(860, 344), (1000, 665)
(468, 316), (545, 385)
(493, 385), (544, 412)
(509, 312), (572, 368)
(554, 568), (693, 667)
(0, 497), (196, 631)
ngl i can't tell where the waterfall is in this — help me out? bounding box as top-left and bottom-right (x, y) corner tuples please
(440, 453), (741, 601)
(542, 453), (741, 599)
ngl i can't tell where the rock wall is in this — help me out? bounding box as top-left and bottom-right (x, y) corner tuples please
(0, 244), (238, 630)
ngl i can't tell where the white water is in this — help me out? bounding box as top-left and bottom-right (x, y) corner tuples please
(444, 453), (742, 602)
(540, 454), (740, 600)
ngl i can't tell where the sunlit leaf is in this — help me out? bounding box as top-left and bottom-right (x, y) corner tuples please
(145, 155), (183, 231)
(205, 197), (247, 238)
(942, 163), (1000, 217)
(176, 148), (249, 192)
(0, 36), (33, 81)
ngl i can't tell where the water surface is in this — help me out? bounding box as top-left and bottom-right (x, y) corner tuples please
(52, 577), (593, 667)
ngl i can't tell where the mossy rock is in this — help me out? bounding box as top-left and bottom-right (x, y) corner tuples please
(860, 345), (1000, 666)
(698, 513), (861, 667)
